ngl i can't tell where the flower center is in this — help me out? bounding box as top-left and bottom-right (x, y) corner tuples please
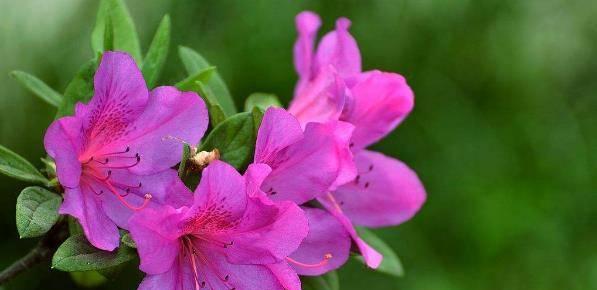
(79, 146), (151, 211)
(182, 236), (236, 290)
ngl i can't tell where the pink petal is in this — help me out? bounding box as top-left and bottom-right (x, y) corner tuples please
(333, 150), (426, 227)
(293, 11), (321, 95)
(78, 52), (149, 155)
(288, 207), (351, 276)
(189, 160), (247, 221)
(59, 187), (120, 251)
(122, 86), (208, 174)
(288, 66), (347, 127)
(255, 108), (304, 165)
(261, 120), (356, 205)
(128, 205), (186, 275)
(44, 117), (83, 188)
(342, 70), (414, 150)
(265, 262), (302, 290)
(221, 199), (308, 265)
(318, 194), (383, 269)
(244, 163), (273, 199)
(101, 169), (192, 229)
(314, 18), (361, 78)
(138, 257), (194, 290)
(198, 250), (301, 290)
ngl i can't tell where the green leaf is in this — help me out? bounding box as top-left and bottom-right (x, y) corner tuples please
(57, 58), (98, 117)
(120, 232), (136, 249)
(251, 106), (265, 135)
(52, 235), (136, 272)
(91, 0), (142, 62)
(0, 145), (48, 184)
(244, 92), (282, 112)
(10, 71), (63, 107)
(103, 15), (114, 51)
(175, 66), (215, 91)
(199, 112), (257, 170)
(355, 227), (404, 277)
(178, 46), (236, 115)
(178, 144), (192, 178)
(301, 271), (340, 290)
(68, 216), (84, 236)
(16, 187), (61, 238)
(69, 271), (108, 288)
(196, 81), (227, 126)
(142, 14), (171, 88)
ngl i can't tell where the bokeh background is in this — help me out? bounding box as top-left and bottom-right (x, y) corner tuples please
(1, 0), (596, 289)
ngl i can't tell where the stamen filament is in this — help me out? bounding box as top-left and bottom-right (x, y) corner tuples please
(104, 181), (151, 211)
(286, 254), (333, 268)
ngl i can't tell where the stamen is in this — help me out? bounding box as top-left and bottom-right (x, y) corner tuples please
(286, 254), (332, 268)
(98, 146), (130, 157)
(326, 193), (343, 212)
(98, 154), (140, 169)
(193, 235), (234, 248)
(104, 181), (151, 211)
(91, 158), (110, 165)
(195, 248), (235, 289)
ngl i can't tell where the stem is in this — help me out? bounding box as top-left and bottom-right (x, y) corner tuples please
(0, 220), (68, 285)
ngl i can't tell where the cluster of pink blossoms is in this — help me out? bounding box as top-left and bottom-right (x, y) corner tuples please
(44, 11), (426, 290)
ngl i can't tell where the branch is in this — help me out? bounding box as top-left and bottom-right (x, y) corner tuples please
(0, 220), (68, 285)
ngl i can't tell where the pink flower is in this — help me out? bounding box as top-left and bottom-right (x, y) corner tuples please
(128, 161), (308, 290)
(288, 11), (427, 269)
(44, 52), (208, 251)
(253, 108), (355, 275)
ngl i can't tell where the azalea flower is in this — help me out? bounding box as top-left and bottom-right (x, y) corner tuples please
(128, 161), (308, 290)
(288, 11), (427, 269)
(44, 51), (208, 251)
(253, 107), (356, 275)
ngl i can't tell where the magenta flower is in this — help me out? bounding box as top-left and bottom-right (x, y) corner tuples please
(287, 11), (427, 268)
(44, 51), (208, 251)
(128, 161), (308, 290)
(253, 107), (356, 275)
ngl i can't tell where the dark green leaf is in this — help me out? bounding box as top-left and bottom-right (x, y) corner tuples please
(142, 14), (171, 88)
(199, 112), (257, 170)
(68, 217), (84, 236)
(103, 15), (114, 51)
(52, 235), (136, 272)
(120, 232), (136, 249)
(178, 144), (192, 178)
(301, 271), (340, 290)
(178, 46), (236, 115)
(355, 227), (404, 277)
(175, 66), (215, 91)
(196, 81), (227, 126)
(91, 0), (142, 62)
(16, 187), (61, 238)
(69, 271), (108, 287)
(244, 92), (282, 112)
(0, 145), (48, 184)
(251, 106), (265, 135)
(57, 58), (98, 117)
(10, 71), (63, 107)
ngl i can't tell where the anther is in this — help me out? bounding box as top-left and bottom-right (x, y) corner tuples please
(99, 170), (112, 181)
(364, 182), (370, 188)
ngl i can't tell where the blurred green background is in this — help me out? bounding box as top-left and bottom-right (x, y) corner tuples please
(1, 0), (596, 289)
